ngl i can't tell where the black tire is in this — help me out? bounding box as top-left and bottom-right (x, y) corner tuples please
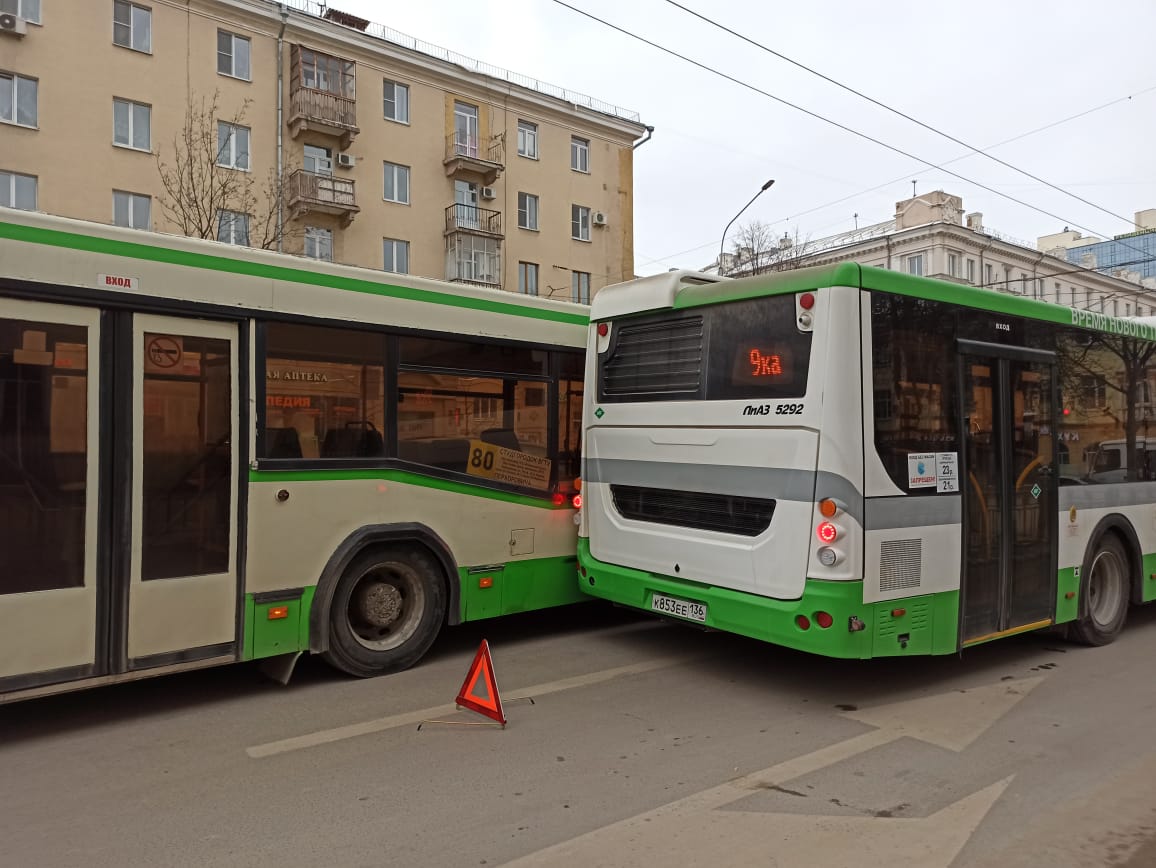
(1070, 533), (1131, 646)
(321, 546), (448, 677)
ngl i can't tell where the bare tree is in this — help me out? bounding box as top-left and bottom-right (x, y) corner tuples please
(725, 220), (775, 275)
(724, 223), (816, 275)
(765, 229), (815, 272)
(156, 90), (293, 250)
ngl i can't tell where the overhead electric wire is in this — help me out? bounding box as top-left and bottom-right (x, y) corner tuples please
(635, 84), (1156, 269)
(662, 0), (1142, 230)
(549, 1), (1156, 268)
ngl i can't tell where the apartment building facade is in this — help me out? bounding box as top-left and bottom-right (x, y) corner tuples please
(0, 0), (648, 300)
(711, 191), (1156, 317)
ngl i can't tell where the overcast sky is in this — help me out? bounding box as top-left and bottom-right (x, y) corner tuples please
(335, 0), (1156, 276)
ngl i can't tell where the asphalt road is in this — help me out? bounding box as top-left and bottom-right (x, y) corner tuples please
(3, 603), (1156, 867)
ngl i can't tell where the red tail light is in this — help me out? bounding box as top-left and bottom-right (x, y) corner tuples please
(816, 521), (838, 544)
(815, 611), (834, 629)
(795, 615), (811, 630)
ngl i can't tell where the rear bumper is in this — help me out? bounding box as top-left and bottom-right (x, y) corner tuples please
(577, 539), (958, 658)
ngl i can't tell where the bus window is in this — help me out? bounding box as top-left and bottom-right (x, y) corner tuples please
(0, 319), (88, 594)
(557, 351), (584, 487)
(263, 322), (386, 459)
(870, 294), (959, 493)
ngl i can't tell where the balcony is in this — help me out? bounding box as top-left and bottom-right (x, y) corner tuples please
(445, 233), (501, 289)
(443, 134), (504, 185)
(287, 170), (359, 227)
(445, 204), (502, 238)
(288, 88), (359, 149)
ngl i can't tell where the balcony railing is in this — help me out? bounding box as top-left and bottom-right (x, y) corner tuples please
(443, 134), (504, 184)
(445, 204), (502, 237)
(287, 170), (359, 226)
(288, 87), (359, 147)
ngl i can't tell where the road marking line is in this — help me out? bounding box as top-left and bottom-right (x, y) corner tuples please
(246, 655), (696, 759)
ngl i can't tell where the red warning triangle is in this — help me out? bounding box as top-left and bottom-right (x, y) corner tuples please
(455, 639), (506, 726)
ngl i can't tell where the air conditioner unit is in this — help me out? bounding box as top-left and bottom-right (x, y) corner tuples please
(0, 13), (28, 36)
(592, 210), (608, 226)
(481, 186), (497, 200)
(336, 153), (355, 168)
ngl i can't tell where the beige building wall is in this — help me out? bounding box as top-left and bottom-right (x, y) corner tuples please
(714, 192), (1156, 317)
(0, 0), (646, 300)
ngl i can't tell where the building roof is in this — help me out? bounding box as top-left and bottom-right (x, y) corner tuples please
(277, 0), (642, 125)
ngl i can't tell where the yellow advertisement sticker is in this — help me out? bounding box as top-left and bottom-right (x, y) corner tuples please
(466, 440), (552, 490)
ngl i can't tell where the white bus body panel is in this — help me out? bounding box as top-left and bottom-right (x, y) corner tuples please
(585, 427), (818, 599)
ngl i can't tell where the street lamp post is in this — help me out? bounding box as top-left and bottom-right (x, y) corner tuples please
(718, 179), (775, 276)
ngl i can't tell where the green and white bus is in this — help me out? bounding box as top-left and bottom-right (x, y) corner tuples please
(0, 210), (586, 702)
(577, 264), (1156, 657)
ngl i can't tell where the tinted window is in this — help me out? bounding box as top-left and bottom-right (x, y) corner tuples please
(704, 295), (811, 400)
(870, 294), (959, 492)
(0, 319), (88, 594)
(400, 336), (548, 376)
(263, 323), (386, 459)
(398, 371), (552, 491)
(599, 295), (811, 403)
(141, 334), (231, 580)
(1057, 327), (1156, 483)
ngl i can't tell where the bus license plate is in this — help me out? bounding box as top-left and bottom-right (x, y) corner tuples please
(651, 593), (707, 623)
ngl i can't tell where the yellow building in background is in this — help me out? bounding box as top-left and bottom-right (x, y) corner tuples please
(0, 0), (649, 300)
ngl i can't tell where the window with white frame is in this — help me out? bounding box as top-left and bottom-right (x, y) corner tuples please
(947, 252), (958, 278)
(216, 122), (250, 170)
(571, 270), (590, 304)
(518, 261), (538, 295)
(518, 192), (539, 231)
(905, 254), (923, 276)
(0, 73), (37, 127)
(383, 238), (409, 274)
(113, 98), (151, 150)
(517, 120), (538, 159)
(570, 136), (589, 173)
(113, 1), (152, 53)
(572, 204), (590, 241)
(304, 226), (333, 261)
(1054, 281), (1062, 303)
(216, 210), (249, 245)
(966, 259), (976, 284)
(217, 31), (251, 80)
(0, 170), (37, 210)
(985, 263), (994, 285)
(0, 0), (40, 23)
(113, 190), (150, 229)
(303, 144), (331, 175)
(445, 234), (499, 285)
(383, 79), (409, 123)
(383, 161), (410, 203)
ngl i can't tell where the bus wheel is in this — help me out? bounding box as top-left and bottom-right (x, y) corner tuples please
(1071, 534), (1130, 647)
(322, 546), (448, 677)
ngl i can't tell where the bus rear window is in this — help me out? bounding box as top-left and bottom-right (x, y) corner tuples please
(704, 296), (811, 400)
(599, 294), (811, 402)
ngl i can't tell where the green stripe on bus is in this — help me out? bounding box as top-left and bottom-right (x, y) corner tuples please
(671, 263), (863, 310)
(668, 261), (1078, 327)
(0, 220), (589, 327)
(577, 539), (960, 658)
(458, 556), (585, 622)
(249, 467), (568, 510)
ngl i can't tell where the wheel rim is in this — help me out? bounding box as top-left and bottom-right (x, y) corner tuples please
(1087, 549), (1126, 629)
(346, 561), (426, 651)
